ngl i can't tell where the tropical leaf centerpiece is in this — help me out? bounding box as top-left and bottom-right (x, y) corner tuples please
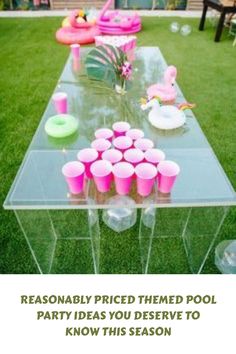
(85, 44), (132, 95)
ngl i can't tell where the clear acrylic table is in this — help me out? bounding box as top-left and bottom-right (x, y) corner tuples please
(4, 47), (236, 274)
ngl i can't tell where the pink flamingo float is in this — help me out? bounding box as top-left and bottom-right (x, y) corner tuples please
(56, 9), (100, 45)
(147, 66), (178, 105)
(98, 0), (142, 35)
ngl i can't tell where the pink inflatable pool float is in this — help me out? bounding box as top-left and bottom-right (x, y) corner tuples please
(98, 0), (141, 35)
(56, 9), (100, 45)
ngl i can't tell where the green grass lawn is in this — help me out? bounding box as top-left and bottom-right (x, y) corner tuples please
(0, 17), (235, 274)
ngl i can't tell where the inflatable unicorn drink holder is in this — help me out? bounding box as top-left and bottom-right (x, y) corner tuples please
(98, 0), (142, 35)
(147, 66), (178, 105)
(141, 98), (192, 130)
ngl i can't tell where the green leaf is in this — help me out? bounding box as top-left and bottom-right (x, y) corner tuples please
(85, 45), (127, 87)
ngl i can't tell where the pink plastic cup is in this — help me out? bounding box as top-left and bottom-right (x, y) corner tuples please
(77, 148), (98, 179)
(52, 92), (68, 114)
(113, 162), (134, 195)
(126, 129), (144, 141)
(102, 149), (123, 164)
(113, 136), (133, 153)
(72, 59), (81, 72)
(90, 160), (113, 193)
(157, 160), (180, 194)
(62, 161), (85, 194)
(123, 148), (144, 167)
(70, 43), (80, 59)
(91, 138), (111, 158)
(95, 128), (114, 142)
(134, 138), (154, 152)
(112, 121), (131, 137)
(135, 163), (157, 197)
(144, 148), (166, 166)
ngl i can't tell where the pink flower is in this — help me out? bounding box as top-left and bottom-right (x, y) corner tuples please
(121, 61), (132, 80)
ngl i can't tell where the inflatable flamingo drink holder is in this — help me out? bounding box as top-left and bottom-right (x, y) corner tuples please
(98, 0), (142, 35)
(147, 66), (178, 105)
(56, 9), (100, 45)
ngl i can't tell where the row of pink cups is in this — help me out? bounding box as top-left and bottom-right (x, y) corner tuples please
(62, 150), (180, 197)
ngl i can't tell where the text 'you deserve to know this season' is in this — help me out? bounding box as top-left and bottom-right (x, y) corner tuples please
(20, 294), (218, 337)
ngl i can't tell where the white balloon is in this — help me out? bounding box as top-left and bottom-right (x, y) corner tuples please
(180, 25), (192, 36)
(170, 22), (180, 33)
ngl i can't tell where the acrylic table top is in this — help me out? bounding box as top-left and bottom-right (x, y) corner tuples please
(4, 47), (236, 210)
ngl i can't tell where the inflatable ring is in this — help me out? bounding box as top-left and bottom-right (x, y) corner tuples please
(148, 108), (186, 130)
(45, 114), (79, 138)
(56, 26), (100, 45)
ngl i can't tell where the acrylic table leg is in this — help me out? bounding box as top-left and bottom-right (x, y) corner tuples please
(88, 208), (100, 274)
(15, 208), (100, 274)
(139, 206), (157, 274)
(182, 206), (229, 273)
(139, 207), (229, 274)
(47, 208), (99, 274)
(14, 209), (57, 274)
(141, 208), (191, 274)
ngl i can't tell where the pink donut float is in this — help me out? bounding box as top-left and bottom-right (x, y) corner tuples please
(98, 0), (141, 35)
(56, 26), (100, 45)
(56, 9), (101, 45)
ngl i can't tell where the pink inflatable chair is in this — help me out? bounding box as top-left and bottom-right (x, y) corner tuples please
(98, 0), (142, 35)
(56, 9), (100, 45)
